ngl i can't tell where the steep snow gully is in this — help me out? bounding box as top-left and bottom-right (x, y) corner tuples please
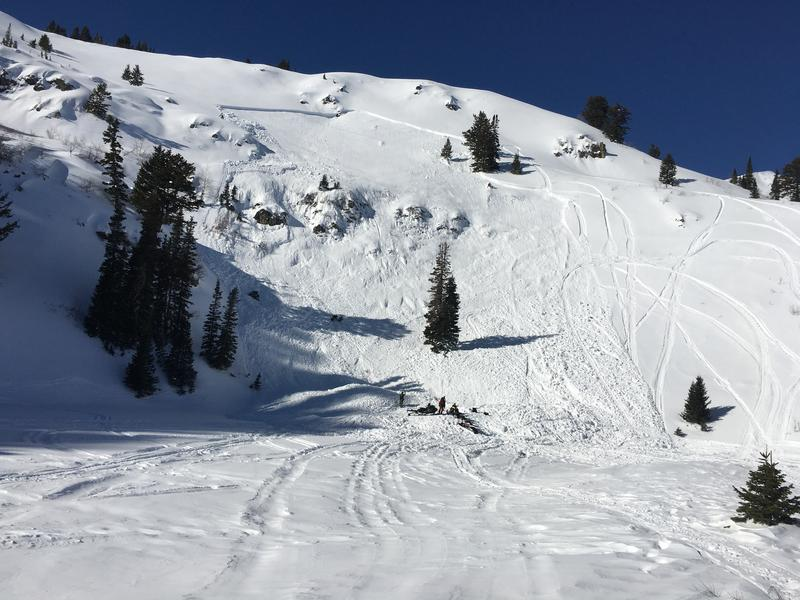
(1, 10), (800, 600)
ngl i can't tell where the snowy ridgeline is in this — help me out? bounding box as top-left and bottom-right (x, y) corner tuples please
(1, 11), (800, 599)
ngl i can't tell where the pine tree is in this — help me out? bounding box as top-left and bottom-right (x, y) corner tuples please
(659, 153), (677, 186)
(730, 168), (739, 185)
(510, 153), (522, 175)
(782, 157), (800, 202)
(250, 373), (262, 391)
(440, 138), (452, 160)
(84, 82), (111, 118)
(603, 104), (631, 143)
(733, 450), (800, 525)
(38, 35), (53, 59)
(769, 170), (782, 200)
(277, 59), (291, 70)
(581, 96), (609, 129)
(212, 287), (239, 370)
(163, 290), (197, 394)
(124, 329), (158, 397)
(319, 174), (330, 191)
(101, 117), (127, 203)
(129, 65), (144, 86)
(442, 275), (460, 351)
(130, 146), (200, 227)
(219, 182), (230, 207)
(0, 192), (19, 243)
(116, 35), (132, 49)
(647, 144), (661, 159)
(423, 242), (460, 354)
(84, 195), (129, 351)
(1, 25), (13, 48)
(680, 376), (711, 425)
(79, 26), (92, 43)
(45, 21), (67, 36)
(84, 117), (129, 351)
(462, 111), (500, 173)
(121, 64), (131, 81)
(230, 185), (238, 203)
(201, 280), (223, 361)
(739, 157), (759, 197)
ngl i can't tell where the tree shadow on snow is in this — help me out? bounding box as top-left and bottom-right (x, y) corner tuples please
(459, 333), (557, 351)
(0, 242), (415, 449)
(708, 405), (735, 423)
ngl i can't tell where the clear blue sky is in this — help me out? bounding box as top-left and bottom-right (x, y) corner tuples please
(5, 0), (799, 177)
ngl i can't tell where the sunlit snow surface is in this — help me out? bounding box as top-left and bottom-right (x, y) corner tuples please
(1, 11), (799, 599)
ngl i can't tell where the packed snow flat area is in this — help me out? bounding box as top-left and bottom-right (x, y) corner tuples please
(2, 431), (800, 600)
(2, 10), (800, 599)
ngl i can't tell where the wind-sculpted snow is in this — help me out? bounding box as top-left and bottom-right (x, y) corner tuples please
(1, 10), (800, 599)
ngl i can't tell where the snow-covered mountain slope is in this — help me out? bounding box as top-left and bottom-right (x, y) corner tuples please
(2, 12), (800, 599)
(3, 11), (800, 451)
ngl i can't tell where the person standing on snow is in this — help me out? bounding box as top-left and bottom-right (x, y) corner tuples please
(437, 396), (446, 415)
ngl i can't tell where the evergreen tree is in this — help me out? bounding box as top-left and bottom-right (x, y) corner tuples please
(647, 144), (661, 159)
(79, 26), (92, 42)
(739, 156), (759, 197)
(769, 170), (782, 200)
(0, 192), (19, 243)
(581, 96), (609, 129)
(730, 168), (739, 185)
(130, 146), (200, 227)
(84, 194), (129, 351)
(212, 287), (239, 370)
(101, 117), (127, 203)
(129, 64), (144, 86)
(219, 181), (231, 206)
(45, 21), (67, 36)
(70, 27), (80, 40)
(230, 185), (238, 203)
(124, 328), (158, 397)
(121, 64), (131, 81)
(319, 174), (330, 191)
(84, 82), (111, 118)
(201, 280), (223, 361)
(423, 242), (460, 354)
(276, 59), (291, 70)
(782, 157), (800, 202)
(120, 217), (160, 349)
(440, 138), (453, 160)
(250, 373), (262, 391)
(659, 153), (677, 186)
(602, 103), (631, 143)
(462, 111), (500, 173)
(163, 230), (197, 394)
(38, 34), (53, 59)
(680, 375), (711, 425)
(1, 25), (13, 48)
(733, 450), (800, 525)
(115, 34), (132, 49)
(510, 153), (522, 175)
(442, 275), (460, 350)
